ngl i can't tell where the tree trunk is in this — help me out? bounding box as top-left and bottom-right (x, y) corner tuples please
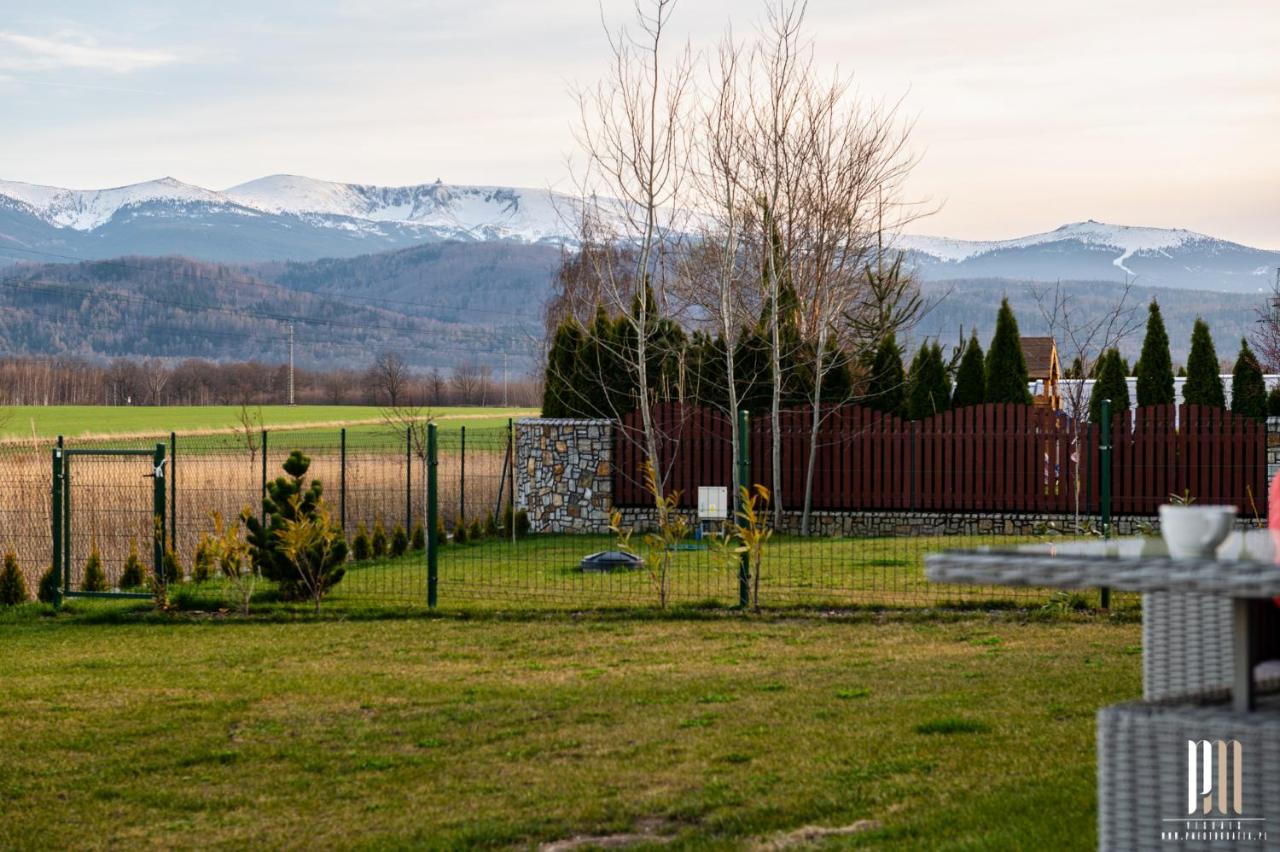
(800, 324), (828, 536)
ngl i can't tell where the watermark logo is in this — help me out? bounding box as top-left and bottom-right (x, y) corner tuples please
(1189, 739), (1242, 816)
(1160, 738), (1266, 843)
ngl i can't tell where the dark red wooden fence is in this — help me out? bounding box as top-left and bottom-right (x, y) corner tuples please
(611, 402), (1265, 516)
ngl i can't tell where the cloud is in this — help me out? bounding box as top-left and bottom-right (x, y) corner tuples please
(0, 32), (176, 73)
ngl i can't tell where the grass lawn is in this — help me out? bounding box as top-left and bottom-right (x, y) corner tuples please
(0, 605), (1140, 849)
(330, 534), (1124, 612)
(0, 405), (536, 441)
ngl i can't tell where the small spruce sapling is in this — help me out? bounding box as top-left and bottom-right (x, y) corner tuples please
(192, 535), (215, 582)
(452, 518), (468, 545)
(0, 550), (28, 605)
(163, 546), (184, 585)
(514, 509), (531, 538)
(435, 515), (448, 545)
(390, 523), (408, 557)
(352, 522), (371, 561)
(37, 564), (59, 604)
(119, 539), (145, 588)
(82, 545), (107, 592)
(468, 517), (484, 543)
(411, 520), (426, 551)
(371, 519), (388, 558)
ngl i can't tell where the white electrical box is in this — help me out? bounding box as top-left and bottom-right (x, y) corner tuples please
(697, 486), (729, 520)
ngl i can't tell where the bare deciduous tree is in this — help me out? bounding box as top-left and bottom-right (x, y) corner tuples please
(368, 351), (409, 407)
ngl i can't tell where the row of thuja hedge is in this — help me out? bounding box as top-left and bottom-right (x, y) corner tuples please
(0, 505), (535, 606)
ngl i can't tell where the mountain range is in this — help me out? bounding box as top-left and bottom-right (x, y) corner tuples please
(1, 174), (1277, 293)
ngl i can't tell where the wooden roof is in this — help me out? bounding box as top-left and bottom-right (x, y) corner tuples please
(1020, 336), (1058, 379)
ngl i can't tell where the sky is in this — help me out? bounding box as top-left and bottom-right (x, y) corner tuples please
(1, 0), (1277, 248)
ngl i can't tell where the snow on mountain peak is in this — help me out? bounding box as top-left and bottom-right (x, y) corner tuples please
(0, 176), (226, 230)
(898, 219), (1211, 272)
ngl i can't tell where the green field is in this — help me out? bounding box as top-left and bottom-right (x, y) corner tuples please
(0, 405), (536, 440)
(0, 603), (1140, 849)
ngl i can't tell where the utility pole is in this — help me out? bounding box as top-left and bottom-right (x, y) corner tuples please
(287, 322), (295, 406)
(503, 353), (508, 406)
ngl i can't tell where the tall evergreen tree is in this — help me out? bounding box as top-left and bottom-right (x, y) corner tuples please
(908, 342), (951, 420)
(1088, 348), (1130, 423)
(542, 318), (584, 417)
(951, 333), (986, 408)
(984, 298), (1032, 405)
(1064, 355), (1085, 380)
(1231, 338), (1267, 421)
(865, 333), (906, 418)
(1136, 300), (1175, 407)
(1183, 318), (1225, 409)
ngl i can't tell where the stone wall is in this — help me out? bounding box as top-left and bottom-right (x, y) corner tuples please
(514, 419), (613, 533)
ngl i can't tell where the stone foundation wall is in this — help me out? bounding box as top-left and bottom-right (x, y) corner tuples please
(612, 507), (1236, 537)
(514, 418), (613, 533)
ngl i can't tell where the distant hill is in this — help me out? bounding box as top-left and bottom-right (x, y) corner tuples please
(0, 256), (538, 370)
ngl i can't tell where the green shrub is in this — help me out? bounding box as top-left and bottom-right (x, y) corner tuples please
(82, 546), (107, 592)
(371, 519), (388, 558)
(501, 504), (514, 534)
(484, 512), (499, 537)
(390, 523), (408, 557)
(37, 565), (59, 604)
(1269, 386), (1280, 418)
(240, 449), (347, 601)
(468, 517), (484, 543)
(514, 509), (531, 538)
(163, 546), (183, 585)
(435, 516), (448, 545)
(411, 520), (425, 551)
(192, 535), (215, 582)
(0, 550), (28, 605)
(352, 522), (370, 561)
(119, 540), (146, 589)
(452, 518), (468, 545)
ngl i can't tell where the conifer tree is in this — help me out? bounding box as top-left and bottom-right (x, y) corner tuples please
(37, 564), (59, 604)
(1231, 338), (1267, 421)
(0, 551), (27, 605)
(1268, 386), (1280, 418)
(1183, 319), (1225, 409)
(242, 450), (348, 599)
(1136, 300), (1175, 407)
(119, 539), (145, 588)
(390, 523), (408, 557)
(1064, 355), (1085, 380)
(82, 546), (107, 592)
(1089, 348), (1130, 423)
(411, 520), (425, 551)
(984, 298), (1032, 405)
(351, 522), (370, 561)
(951, 333), (986, 408)
(371, 519), (388, 558)
(907, 343), (950, 420)
(541, 318), (584, 417)
(865, 334), (906, 417)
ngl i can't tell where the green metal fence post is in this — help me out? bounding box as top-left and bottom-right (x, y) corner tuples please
(62, 438), (70, 589)
(169, 431), (177, 552)
(405, 426), (412, 531)
(737, 409), (750, 609)
(507, 419), (515, 544)
(51, 439), (63, 606)
(153, 442), (167, 586)
(339, 428), (347, 533)
(427, 423), (438, 607)
(260, 429), (268, 529)
(460, 425), (466, 523)
(1099, 398), (1112, 609)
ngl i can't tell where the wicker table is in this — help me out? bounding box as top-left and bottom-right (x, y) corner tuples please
(926, 532), (1280, 712)
(928, 534), (1280, 850)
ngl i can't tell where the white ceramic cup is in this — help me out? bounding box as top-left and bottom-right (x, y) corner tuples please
(1158, 505), (1237, 558)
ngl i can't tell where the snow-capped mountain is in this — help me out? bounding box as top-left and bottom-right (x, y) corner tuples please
(0, 174), (1275, 292)
(0, 174), (583, 265)
(898, 220), (1279, 292)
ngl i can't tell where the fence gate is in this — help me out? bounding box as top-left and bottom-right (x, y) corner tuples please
(52, 443), (166, 602)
